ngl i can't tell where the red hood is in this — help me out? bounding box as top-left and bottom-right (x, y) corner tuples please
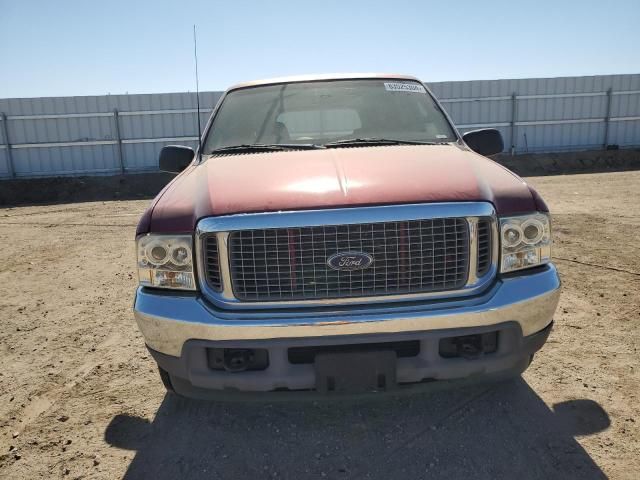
(143, 145), (544, 233)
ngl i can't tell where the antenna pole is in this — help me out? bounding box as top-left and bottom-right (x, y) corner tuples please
(193, 25), (203, 162)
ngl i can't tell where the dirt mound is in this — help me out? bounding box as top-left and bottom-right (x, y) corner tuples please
(0, 172), (174, 206)
(495, 148), (640, 176)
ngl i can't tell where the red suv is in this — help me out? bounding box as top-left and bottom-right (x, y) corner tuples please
(133, 74), (560, 398)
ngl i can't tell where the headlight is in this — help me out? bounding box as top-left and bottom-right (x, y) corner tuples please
(500, 213), (551, 273)
(137, 234), (196, 290)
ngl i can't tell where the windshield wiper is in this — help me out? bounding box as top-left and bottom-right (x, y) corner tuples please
(209, 143), (323, 155)
(324, 138), (449, 148)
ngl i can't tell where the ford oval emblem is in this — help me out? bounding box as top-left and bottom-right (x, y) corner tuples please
(326, 251), (374, 271)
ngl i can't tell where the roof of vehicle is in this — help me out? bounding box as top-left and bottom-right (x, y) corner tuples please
(228, 73), (421, 91)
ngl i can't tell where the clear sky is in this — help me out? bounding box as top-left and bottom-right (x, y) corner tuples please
(1, 0), (639, 98)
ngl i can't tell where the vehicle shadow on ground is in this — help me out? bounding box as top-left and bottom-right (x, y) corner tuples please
(105, 378), (609, 479)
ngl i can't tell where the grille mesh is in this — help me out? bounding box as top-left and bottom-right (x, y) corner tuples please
(477, 219), (492, 277)
(204, 236), (222, 291)
(226, 218), (470, 301)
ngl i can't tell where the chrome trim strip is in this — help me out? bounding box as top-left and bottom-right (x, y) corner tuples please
(467, 217), (479, 285)
(491, 217), (500, 274)
(216, 232), (235, 300)
(195, 202), (498, 310)
(197, 202), (494, 232)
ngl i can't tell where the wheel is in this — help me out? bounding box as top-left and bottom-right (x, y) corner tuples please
(157, 365), (176, 394)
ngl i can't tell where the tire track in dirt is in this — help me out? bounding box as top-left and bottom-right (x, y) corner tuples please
(0, 333), (127, 452)
(554, 256), (640, 277)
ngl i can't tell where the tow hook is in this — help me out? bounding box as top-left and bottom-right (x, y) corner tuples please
(439, 331), (499, 359)
(454, 335), (484, 359)
(223, 349), (255, 372)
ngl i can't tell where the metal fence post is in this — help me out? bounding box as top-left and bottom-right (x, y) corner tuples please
(510, 92), (517, 155)
(603, 88), (613, 149)
(1, 113), (16, 178)
(112, 109), (125, 174)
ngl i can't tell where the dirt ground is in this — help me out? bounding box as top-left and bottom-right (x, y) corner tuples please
(0, 170), (639, 479)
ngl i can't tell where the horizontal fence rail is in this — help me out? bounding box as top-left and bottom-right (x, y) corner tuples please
(1, 74), (639, 178)
(439, 89), (640, 154)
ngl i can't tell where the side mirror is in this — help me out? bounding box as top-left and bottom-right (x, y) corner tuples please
(159, 145), (195, 173)
(462, 128), (504, 156)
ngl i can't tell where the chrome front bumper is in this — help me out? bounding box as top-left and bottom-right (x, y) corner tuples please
(134, 264), (560, 358)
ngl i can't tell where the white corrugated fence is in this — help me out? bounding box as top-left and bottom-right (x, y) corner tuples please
(1, 74), (639, 178)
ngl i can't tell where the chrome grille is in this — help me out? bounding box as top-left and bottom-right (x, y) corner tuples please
(477, 219), (492, 277)
(226, 218), (470, 301)
(204, 236), (222, 291)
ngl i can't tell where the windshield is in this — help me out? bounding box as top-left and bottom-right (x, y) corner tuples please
(202, 79), (457, 153)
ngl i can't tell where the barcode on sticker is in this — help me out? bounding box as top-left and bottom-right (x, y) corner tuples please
(384, 82), (426, 94)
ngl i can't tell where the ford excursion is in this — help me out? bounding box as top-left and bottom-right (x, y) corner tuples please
(133, 74), (560, 398)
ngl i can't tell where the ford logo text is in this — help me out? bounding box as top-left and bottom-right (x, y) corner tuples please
(326, 252), (374, 271)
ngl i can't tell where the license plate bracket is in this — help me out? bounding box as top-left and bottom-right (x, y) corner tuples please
(314, 350), (397, 393)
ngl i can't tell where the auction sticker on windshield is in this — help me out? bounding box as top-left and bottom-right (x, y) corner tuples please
(384, 82), (426, 94)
